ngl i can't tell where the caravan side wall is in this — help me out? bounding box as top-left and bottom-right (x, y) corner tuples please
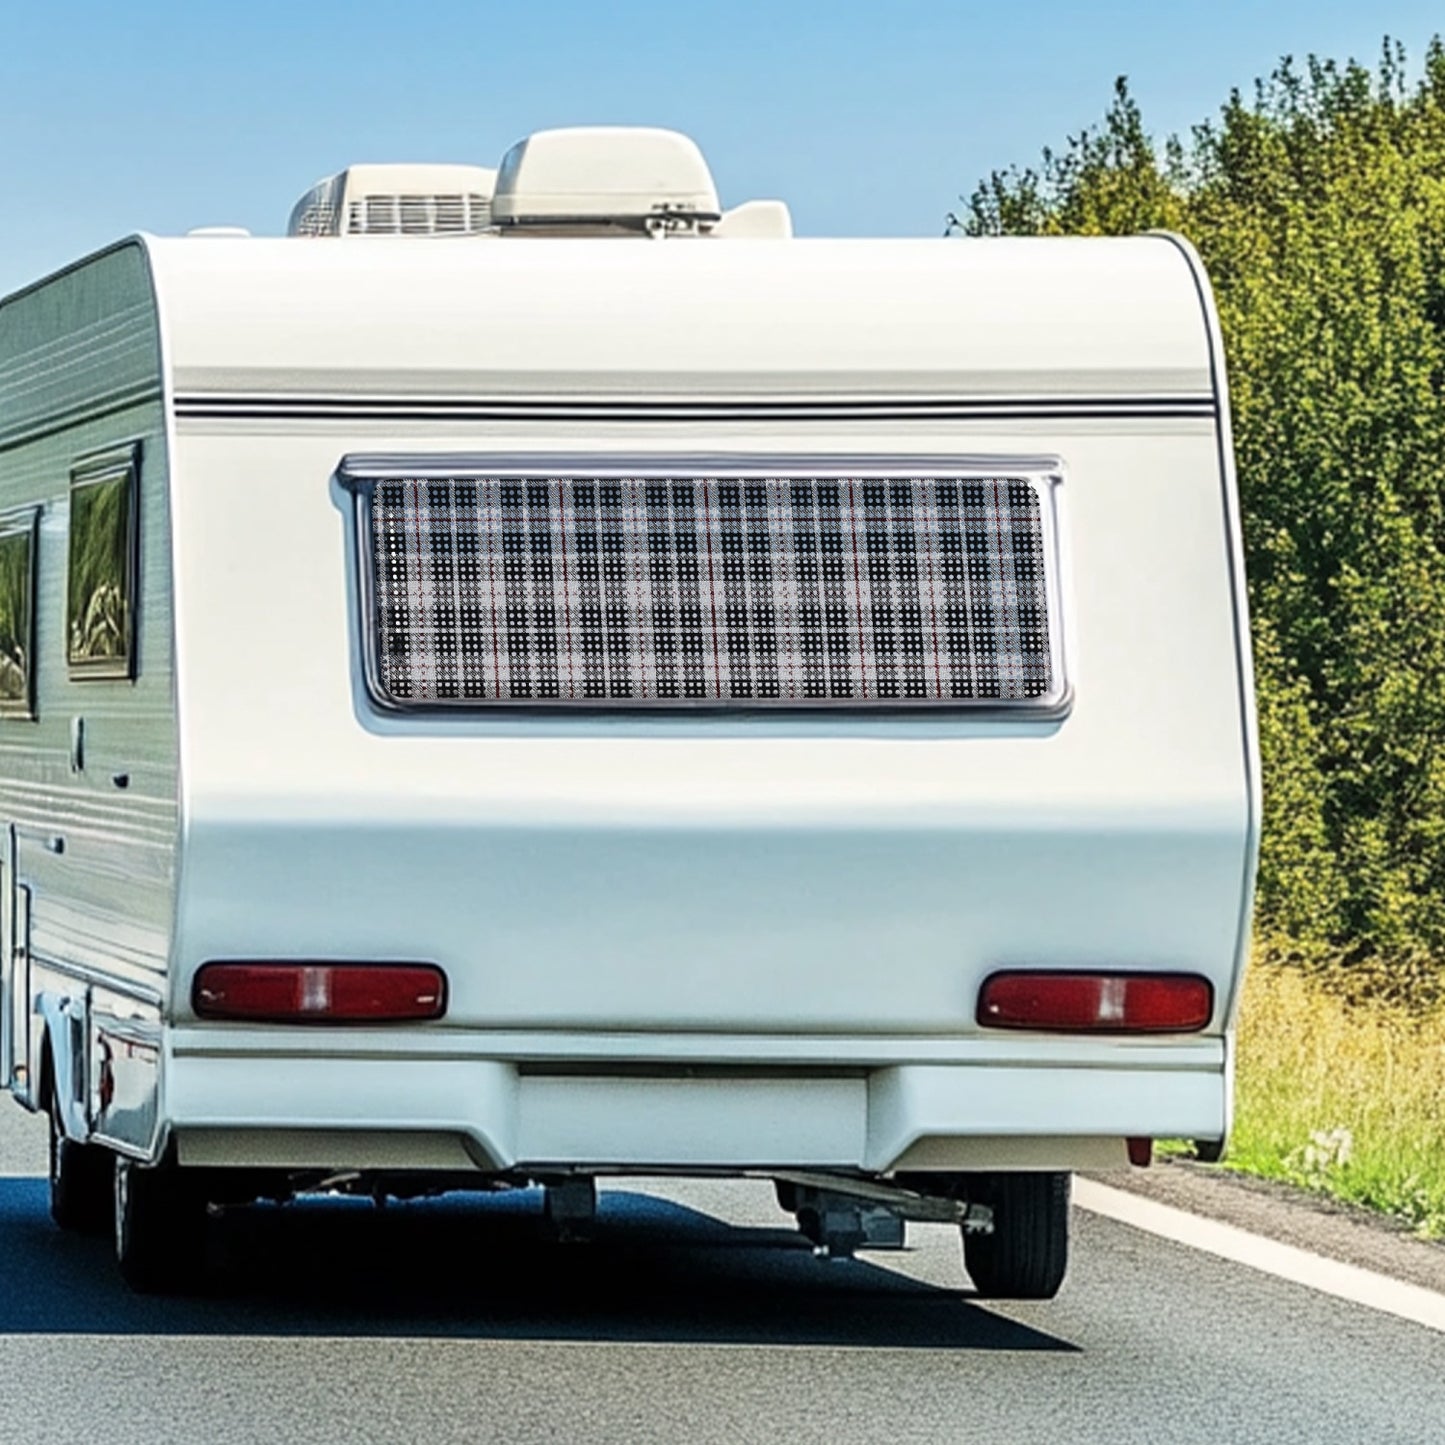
(0, 243), (177, 1152)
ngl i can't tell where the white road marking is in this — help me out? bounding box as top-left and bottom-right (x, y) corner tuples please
(1074, 1178), (1445, 1335)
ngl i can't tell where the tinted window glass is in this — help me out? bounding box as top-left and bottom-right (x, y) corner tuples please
(0, 513), (36, 717)
(68, 452), (137, 679)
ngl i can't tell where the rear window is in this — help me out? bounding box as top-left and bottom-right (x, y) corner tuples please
(346, 462), (1065, 712)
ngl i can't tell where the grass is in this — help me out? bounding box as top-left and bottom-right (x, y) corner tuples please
(1209, 963), (1445, 1238)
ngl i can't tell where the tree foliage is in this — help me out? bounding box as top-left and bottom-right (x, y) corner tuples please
(955, 40), (1445, 999)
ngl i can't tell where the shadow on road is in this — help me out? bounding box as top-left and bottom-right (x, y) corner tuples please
(0, 1179), (1074, 1351)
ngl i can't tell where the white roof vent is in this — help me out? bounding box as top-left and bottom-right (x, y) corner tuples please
(491, 127), (720, 233)
(288, 164), (497, 237)
(713, 200), (792, 239)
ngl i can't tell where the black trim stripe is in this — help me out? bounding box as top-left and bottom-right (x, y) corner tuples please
(174, 393), (1218, 423)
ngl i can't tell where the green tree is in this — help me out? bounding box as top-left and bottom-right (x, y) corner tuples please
(955, 41), (1445, 999)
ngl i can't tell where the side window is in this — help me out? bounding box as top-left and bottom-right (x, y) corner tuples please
(67, 445), (139, 681)
(0, 509), (38, 719)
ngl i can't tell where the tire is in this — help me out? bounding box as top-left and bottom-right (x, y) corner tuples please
(47, 1083), (112, 1237)
(114, 1154), (208, 1295)
(962, 1172), (1070, 1300)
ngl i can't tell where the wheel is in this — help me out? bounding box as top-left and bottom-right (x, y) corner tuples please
(48, 1085), (112, 1236)
(114, 1154), (208, 1294)
(962, 1172), (1070, 1300)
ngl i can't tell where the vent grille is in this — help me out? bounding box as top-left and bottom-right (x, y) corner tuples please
(288, 174), (343, 237)
(363, 474), (1056, 709)
(344, 193), (492, 235)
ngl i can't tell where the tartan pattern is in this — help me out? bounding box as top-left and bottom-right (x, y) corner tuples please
(369, 476), (1054, 706)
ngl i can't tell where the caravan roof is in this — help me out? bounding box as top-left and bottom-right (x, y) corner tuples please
(146, 234), (1212, 409)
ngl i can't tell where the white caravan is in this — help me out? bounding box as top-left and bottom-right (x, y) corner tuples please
(0, 128), (1257, 1298)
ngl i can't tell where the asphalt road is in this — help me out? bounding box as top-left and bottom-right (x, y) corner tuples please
(1, 1104), (1443, 1445)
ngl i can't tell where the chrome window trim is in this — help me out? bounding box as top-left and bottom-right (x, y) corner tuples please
(338, 453), (1072, 719)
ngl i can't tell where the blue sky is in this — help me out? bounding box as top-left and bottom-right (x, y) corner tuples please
(1, 1), (1441, 295)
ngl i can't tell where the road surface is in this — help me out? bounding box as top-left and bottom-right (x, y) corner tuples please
(1, 1105), (1441, 1444)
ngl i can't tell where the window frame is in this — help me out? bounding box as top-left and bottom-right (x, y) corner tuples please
(66, 442), (140, 682)
(0, 507), (40, 720)
(338, 451), (1072, 719)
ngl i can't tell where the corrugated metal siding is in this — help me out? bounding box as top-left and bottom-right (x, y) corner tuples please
(0, 247), (162, 450)
(0, 243), (177, 991)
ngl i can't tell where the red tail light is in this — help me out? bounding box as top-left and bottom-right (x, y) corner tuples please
(977, 971), (1213, 1033)
(193, 962), (447, 1023)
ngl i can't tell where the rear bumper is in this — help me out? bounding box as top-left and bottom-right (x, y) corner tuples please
(165, 1029), (1227, 1175)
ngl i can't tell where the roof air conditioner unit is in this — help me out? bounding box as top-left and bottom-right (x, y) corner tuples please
(490, 127), (721, 233)
(288, 164), (498, 237)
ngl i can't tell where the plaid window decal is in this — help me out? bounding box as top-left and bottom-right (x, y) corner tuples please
(365, 475), (1056, 707)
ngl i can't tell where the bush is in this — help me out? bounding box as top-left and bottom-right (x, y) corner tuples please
(955, 42), (1445, 1001)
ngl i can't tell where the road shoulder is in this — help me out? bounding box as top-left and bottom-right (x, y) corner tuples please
(1084, 1157), (1445, 1296)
